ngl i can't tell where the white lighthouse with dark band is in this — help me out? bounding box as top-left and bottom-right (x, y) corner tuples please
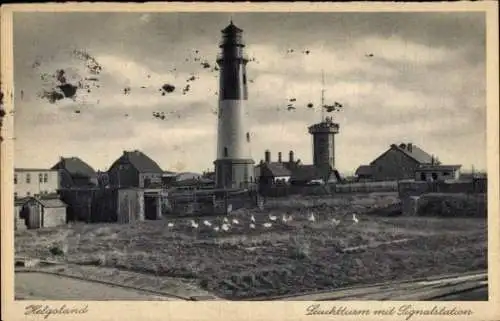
(214, 21), (254, 189)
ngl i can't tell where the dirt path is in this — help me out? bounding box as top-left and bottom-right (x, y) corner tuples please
(256, 271), (488, 301)
(15, 272), (181, 300)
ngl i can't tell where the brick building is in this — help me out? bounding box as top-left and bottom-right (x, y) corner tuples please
(356, 143), (435, 181)
(108, 150), (163, 188)
(51, 157), (98, 188)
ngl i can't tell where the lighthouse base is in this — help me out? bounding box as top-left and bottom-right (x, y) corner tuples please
(214, 158), (255, 189)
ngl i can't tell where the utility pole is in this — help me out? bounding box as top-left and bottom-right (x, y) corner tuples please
(321, 70), (326, 122)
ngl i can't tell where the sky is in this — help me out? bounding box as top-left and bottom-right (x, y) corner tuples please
(12, 11), (487, 175)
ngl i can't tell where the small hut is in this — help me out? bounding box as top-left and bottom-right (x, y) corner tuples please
(20, 196), (67, 229)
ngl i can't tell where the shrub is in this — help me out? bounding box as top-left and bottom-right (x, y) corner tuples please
(49, 244), (66, 256)
(288, 233), (311, 260)
(417, 194), (486, 217)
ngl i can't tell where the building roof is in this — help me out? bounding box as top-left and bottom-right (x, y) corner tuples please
(15, 197), (30, 206)
(23, 196), (67, 208)
(355, 165), (373, 176)
(112, 150), (163, 173)
(52, 157), (97, 179)
(176, 172), (203, 181)
(291, 165), (332, 182)
(222, 21), (243, 33)
(173, 177), (214, 186)
(308, 117), (340, 134)
(260, 162), (292, 177)
(37, 198), (67, 208)
(371, 143), (434, 165)
(15, 168), (58, 172)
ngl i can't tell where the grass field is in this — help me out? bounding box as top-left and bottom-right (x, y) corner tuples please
(15, 192), (487, 299)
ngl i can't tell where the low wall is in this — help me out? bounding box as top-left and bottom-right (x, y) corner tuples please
(259, 185), (333, 197)
(335, 181), (399, 193)
(168, 189), (261, 216)
(398, 179), (487, 199)
(259, 181), (399, 197)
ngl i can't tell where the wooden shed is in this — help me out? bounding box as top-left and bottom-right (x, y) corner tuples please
(20, 197), (67, 229)
(14, 198), (29, 231)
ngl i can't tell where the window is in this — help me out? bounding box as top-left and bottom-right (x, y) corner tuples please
(14, 174), (17, 184)
(14, 192), (17, 198)
(243, 73), (247, 85)
(26, 173), (31, 184)
(39, 173), (43, 183)
(43, 173), (48, 183)
(26, 192), (30, 196)
(431, 173), (438, 181)
(224, 147), (228, 157)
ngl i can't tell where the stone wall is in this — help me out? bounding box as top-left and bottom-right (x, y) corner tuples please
(402, 193), (487, 217)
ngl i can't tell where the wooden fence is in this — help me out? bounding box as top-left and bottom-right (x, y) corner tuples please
(167, 188), (262, 216)
(259, 181), (398, 198)
(398, 179), (487, 198)
(334, 181), (399, 193)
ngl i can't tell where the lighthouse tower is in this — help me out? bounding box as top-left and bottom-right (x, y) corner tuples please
(214, 21), (254, 189)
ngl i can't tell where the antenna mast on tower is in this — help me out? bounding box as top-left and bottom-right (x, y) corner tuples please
(321, 70), (326, 122)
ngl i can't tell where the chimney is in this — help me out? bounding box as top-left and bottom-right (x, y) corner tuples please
(407, 143), (413, 152)
(289, 150), (294, 163)
(278, 152), (282, 163)
(265, 150), (271, 163)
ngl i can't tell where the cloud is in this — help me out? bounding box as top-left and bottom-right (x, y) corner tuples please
(12, 12), (488, 174)
(353, 35), (455, 65)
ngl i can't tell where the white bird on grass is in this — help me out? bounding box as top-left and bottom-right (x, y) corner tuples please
(263, 222), (273, 228)
(249, 223), (256, 229)
(222, 224), (230, 232)
(308, 212), (316, 222)
(190, 220), (199, 229)
(352, 213), (359, 224)
(269, 214), (277, 221)
(250, 215), (256, 223)
(232, 218), (240, 225)
(282, 215), (288, 223)
(332, 218), (341, 225)
(227, 204), (233, 213)
(203, 220), (212, 227)
(167, 222), (174, 228)
(223, 217), (229, 224)
(213, 226), (220, 232)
